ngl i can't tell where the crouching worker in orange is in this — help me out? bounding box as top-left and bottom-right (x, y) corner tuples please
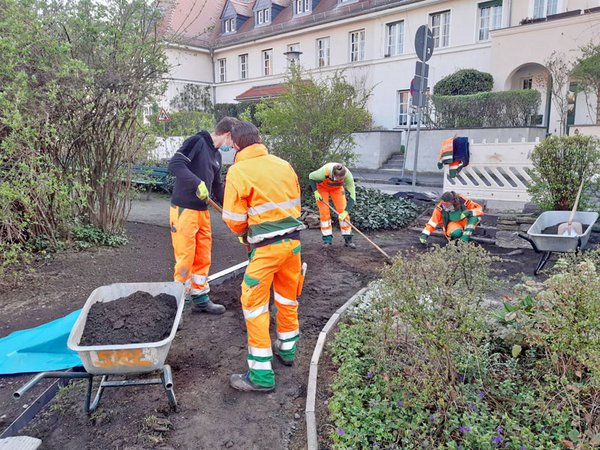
(168, 116), (239, 314)
(308, 163), (357, 248)
(223, 122), (305, 392)
(419, 191), (484, 244)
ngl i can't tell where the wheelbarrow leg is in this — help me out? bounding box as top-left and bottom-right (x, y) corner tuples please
(84, 375), (107, 414)
(534, 251), (552, 276)
(162, 365), (177, 411)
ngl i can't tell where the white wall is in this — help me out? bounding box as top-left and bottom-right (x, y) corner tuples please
(404, 127), (548, 172)
(352, 131), (404, 169)
(491, 11), (600, 134)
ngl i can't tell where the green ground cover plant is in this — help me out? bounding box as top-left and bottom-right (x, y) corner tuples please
(302, 186), (420, 231)
(328, 245), (600, 449)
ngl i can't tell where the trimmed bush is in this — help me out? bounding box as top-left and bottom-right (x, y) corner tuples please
(213, 102), (259, 125)
(527, 135), (600, 210)
(434, 69), (493, 96)
(432, 90), (541, 128)
(147, 111), (213, 137)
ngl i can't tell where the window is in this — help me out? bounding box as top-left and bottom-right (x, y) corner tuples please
(224, 18), (236, 33)
(218, 58), (226, 82)
(396, 91), (418, 127)
(349, 29), (365, 62)
(522, 78), (533, 89)
(533, 0), (558, 18)
(296, 0), (310, 14)
(262, 49), (273, 76)
(430, 10), (450, 48)
(478, 1), (502, 40)
(256, 8), (270, 25)
(316, 37), (330, 67)
(239, 54), (248, 80)
(385, 21), (404, 56)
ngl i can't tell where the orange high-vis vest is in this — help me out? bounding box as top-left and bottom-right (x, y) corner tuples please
(223, 144), (303, 245)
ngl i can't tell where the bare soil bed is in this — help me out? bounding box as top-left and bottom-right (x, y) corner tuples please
(0, 221), (544, 449)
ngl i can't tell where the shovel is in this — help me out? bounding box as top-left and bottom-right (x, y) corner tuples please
(557, 178), (584, 236)
(319, 200), (393, 263)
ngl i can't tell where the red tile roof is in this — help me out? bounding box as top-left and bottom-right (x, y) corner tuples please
(161, 0), (424, 48)
(235, 83), (288, 101)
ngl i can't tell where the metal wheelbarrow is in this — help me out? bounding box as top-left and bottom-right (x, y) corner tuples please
(518, 211), (599, 275)
(15, 282), (185, 413)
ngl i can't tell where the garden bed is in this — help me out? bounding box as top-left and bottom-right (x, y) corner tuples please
(0, 221), (544, 449)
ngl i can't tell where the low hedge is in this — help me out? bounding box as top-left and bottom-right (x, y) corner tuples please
(432, 89), (541, 128)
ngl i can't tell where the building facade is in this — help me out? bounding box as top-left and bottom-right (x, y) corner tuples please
(162, 0), (600, 135)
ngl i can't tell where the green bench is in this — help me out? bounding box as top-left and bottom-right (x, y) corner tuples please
(131, 165), (174, 198)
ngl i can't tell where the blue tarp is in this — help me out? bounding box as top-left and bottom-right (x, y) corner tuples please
(0, 310), (83, 375)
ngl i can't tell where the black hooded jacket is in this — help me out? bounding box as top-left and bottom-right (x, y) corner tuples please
(168, 131), (225, 210)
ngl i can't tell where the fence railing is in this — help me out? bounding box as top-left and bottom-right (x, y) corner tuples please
(443, 138), (538, 203)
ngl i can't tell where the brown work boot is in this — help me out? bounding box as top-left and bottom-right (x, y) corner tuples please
(229, 373), (274, 392)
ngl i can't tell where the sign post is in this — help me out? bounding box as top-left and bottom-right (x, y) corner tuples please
(411, 25), (433, 187)
(157, 107), (171, 137)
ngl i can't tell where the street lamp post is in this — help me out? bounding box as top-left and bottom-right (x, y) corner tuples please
(283, 50), (303, 65)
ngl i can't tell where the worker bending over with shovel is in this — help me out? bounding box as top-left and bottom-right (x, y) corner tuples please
(309, 163), (357, 248)
(168, 116), (239, 314)
(420, 191), (484, 244)
(223, 122), (305, 392)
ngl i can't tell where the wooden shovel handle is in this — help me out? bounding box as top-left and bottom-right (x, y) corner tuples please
(319, 200), (392, 261)
(568, 178), (585, 226)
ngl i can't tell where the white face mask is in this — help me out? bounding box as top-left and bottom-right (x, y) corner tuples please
(442, 205), (455, 212)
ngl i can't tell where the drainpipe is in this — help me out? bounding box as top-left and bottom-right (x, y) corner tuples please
(210, 47), (217, 121)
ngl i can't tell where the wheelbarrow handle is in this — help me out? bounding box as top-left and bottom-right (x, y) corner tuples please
(517, 232), (540, 253)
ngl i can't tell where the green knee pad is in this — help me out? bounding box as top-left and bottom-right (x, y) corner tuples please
(450, 228), (463, 239)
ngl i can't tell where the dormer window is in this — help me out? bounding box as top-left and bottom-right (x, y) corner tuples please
(224, 18), (236, 33)
(296, 0), (311, 15)
(256, 8), (271, 25)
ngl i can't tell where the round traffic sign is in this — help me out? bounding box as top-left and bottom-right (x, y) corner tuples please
(414, 25), (434, 62)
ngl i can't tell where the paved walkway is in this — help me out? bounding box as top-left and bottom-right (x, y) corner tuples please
(351, 169), (443, 197)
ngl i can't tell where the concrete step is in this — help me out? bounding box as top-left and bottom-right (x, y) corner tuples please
(387, 155), (405, 162)
(382, 164), (405, 170)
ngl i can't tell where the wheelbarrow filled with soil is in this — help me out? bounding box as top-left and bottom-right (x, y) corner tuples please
(518, 211), (599, 275)
(15, 282), (185, 412)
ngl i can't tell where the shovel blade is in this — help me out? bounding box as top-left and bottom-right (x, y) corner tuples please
(558, 221), (583, 236)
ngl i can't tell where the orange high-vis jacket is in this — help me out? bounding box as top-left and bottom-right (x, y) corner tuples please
(223, 144), (303, 245)
(422, 195), (484, 236)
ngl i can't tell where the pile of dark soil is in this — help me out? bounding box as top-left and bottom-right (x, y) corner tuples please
(79, 291), (177, 346)
(542, 223), (590, 235)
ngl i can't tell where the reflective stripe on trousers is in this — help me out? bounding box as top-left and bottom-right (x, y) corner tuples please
(316, 186), (352, 237)
(170, 206), (211, 295)
(241, 239), (302, 387)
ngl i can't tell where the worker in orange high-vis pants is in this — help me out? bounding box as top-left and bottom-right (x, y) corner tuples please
(223, 121), (305, 392)
(168, 116), (239, 314)
(308, 163), (357, 248)
(419, 191), (484, 244)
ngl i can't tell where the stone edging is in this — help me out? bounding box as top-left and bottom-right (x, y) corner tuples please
(305, 287), (369, 450)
